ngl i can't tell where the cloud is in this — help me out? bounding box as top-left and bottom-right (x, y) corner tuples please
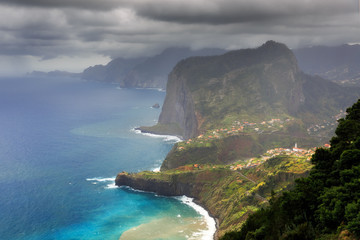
(0, 0), (359, 75)
(0, 0), (124, 11)
(128, 0), (357, 24)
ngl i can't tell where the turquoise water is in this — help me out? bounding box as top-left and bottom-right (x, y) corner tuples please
(0, 77), (211, 240)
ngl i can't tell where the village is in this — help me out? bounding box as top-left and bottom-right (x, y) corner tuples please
(181, 143), (324, 173)
(306, 109), (345, 136)
(176, 109), (345, 152)
(177, 117), (295, 150)
(229, 143), (320, 171)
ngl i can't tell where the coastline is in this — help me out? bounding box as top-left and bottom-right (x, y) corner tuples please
(134, 126), (184, 142)
(119, 186), (218, 240)
(174, 196), (217, 240)
(132, 127), (183, 143)
(125, 127), (219, 239)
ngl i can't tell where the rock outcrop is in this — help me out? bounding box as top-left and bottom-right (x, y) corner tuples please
(115, 172), (199, 197)
(142, 41), (360, 140)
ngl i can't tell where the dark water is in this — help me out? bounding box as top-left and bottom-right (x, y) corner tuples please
(0, 77), (212, 240)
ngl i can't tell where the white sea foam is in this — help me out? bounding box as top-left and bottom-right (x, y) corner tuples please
(131, 128), (182, 143)
(135, 87), (165, 92)
(120, 186), (148, 194)
(175, 196), (217, 240)
(152, 167), (161, 172)
(86, 177), (118, 189)
(106, 183), (118, 189)
(86, 177), (115, 182)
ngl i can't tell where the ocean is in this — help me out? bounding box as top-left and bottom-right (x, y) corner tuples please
(0, 77), (215, 240)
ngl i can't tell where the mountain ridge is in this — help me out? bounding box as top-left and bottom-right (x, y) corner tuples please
(142, 41), (359, 140)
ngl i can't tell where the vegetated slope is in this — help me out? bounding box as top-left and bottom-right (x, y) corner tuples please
(161, 131), (318, 171)
(116, 154), (312, 238)
(145, 41), (359, 140)
(82, 47), (225, 89)
(294, 44), (360, 85)
(221, 99), (360, 240)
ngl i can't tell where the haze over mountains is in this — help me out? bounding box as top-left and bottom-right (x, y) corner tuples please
(31, 42), (360, 90)
(294, 44), (360, 85)
(82, 47), (225, 89)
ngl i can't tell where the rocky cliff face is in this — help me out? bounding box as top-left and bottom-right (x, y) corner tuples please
(157, 71), (199, 139)
(150, 41), (305, 139)
(115, 172), (199, 197)
(146, 41), (359, 140)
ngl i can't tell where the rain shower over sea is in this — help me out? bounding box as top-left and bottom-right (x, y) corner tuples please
(0, 77), (215, 240)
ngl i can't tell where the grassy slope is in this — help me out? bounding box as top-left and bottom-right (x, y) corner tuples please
(121, 155), (312, 237)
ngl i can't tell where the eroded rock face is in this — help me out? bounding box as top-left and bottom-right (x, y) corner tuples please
(153, 41), (306, 140)
(158, 73), (198, 140)
(148, 41), (359, 141)
(115, 173), (199, 197)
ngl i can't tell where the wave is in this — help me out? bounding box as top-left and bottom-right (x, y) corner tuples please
(175, 196), (217, 240)
(86, 177), (118, 189)
(152, 167), (161, 172)
(131, 128), (182, 143)
(134, 87), (165, 92)
(86, 177), (115, 182)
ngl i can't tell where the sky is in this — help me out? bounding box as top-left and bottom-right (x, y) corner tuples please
(0, 0), (359, 76)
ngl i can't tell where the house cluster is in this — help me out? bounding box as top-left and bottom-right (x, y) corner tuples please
(265, 143), (315, 160)
(231, 118), (290, 133)
(230, 158), (265, 170)
(307, 110), (345, 135)
(230, 143), (329, 171)
(178, 118), (295, 151)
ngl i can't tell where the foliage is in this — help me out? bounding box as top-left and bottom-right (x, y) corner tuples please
(122, 153), (311, 237)
(221, 99), (360, 239)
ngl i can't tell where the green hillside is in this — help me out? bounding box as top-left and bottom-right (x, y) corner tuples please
(144, 41), (359, 140)
(221, 99), (360, 240)
(116, 153), (312, 237)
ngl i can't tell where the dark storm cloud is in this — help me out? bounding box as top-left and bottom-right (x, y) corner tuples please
(0, 0), (123, 11)
(133, 0), (355, 24)
(0, 0), (359, 75)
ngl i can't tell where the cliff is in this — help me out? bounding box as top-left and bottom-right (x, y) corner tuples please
(142, 41), (360, 140)
(116, 155), (312, 238)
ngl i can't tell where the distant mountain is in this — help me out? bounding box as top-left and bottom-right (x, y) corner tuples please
(82, 57), (145, 83)
(123, 47), (226, 89)
(27, 70), (81, 78)
(294, 44), (360, 85)
(81, 47), (226, 89)
(140, 41), (360, 140)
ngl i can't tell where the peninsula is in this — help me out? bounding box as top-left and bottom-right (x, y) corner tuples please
(116, 41), (360, 239)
